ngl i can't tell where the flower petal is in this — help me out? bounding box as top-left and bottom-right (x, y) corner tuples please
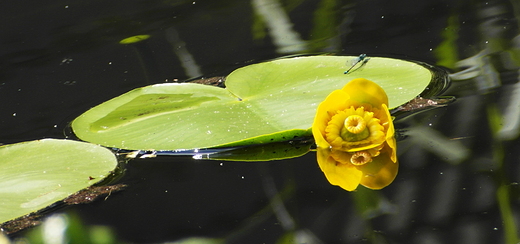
(357, 147), (398, 189)
(317, 148), (363, 191)
(381, 104), (397, 163)
(313, 78), (398, 191)
(312, 90), (351, 148)
(341, 78), (389, 109)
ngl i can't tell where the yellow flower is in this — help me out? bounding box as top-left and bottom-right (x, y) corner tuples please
(312, 78), (398, 191)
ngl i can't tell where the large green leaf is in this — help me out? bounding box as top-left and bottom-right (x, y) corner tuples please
(0, 139), (118, 224)
(72, 56), (436, 150)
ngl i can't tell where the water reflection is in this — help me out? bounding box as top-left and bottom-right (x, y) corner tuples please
(2, 0), (520, 243)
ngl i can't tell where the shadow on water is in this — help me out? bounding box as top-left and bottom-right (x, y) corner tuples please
(2, 0), (520, 243)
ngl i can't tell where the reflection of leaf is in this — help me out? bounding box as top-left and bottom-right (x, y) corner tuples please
(169, 237), (224, 244)
(434, 14), (459, 69)
(204, 140), (313, 161)
(124, 139), (313, 162)
(0, 139), (118, 224)
(309, 0), (339, 50)
(405, 125), (469, 164)
(276, 230), (321, 244)
(353, 187), (397, 219)
(73, 56), (437, 151)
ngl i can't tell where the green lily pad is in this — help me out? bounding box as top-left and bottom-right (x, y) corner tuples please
(72, 56), (439, 151)
(0, 139), (118, 224)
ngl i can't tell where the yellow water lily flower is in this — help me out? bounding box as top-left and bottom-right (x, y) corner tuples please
(312, 78), (398, 191)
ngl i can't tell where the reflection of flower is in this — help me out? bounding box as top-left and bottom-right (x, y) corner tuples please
(312, 78), (398, 191)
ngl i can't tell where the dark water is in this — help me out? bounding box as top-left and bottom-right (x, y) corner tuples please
(1, 0), (520, 243)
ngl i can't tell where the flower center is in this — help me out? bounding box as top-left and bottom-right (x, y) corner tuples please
(345, 115), (366, 133)
(324, 106), (386, 152)
(350, 151), (372, 165)
(340, 115), (370, 142)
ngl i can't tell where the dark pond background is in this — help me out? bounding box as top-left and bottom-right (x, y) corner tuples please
(2, 0), (520, 243)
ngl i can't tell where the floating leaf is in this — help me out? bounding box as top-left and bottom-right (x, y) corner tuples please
(0, 139), (118, 224)
(72, 56), (445, 151)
